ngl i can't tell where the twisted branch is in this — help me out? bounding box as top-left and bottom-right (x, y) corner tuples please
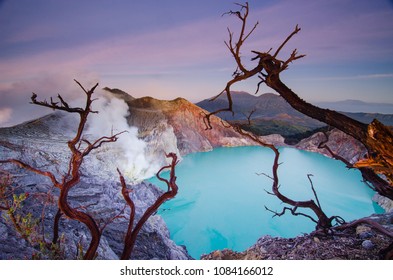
(231, 125), (334, 230)
(2, 80), (122, 259)
(120, 153), (179, 260)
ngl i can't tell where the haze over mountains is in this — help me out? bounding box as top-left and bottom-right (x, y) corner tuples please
(316, 100), (393, 114)
(197, 91), (307, 121)
(196, 91), (393, 137)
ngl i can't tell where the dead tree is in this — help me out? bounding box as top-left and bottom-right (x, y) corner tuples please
(1, 80), (180, 260)
(118, 152), (179, 260)
(1, 80), (125, 259)
(205, 2), (393, 258)
(242, 108), (257, 125)
(204, 2), (393, 200)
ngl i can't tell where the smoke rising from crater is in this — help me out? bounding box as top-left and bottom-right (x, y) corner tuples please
(86, 91), (159, 181)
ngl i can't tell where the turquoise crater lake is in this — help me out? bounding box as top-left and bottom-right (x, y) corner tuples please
(149, 146), (383, 259)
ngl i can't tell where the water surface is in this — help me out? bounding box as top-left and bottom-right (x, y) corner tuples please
(149, 146), (382, 259)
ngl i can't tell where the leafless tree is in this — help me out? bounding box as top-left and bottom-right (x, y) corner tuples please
(242, 108), (257, 125)
(2, 80), (117, 258)
(1, 80), (179, 259)
(204, 2), (393, 200)
(118, 152), (178, 259)
(206, 2), (393, 258)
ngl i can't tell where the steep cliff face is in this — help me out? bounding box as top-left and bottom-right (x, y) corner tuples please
(125, 96), (256, 157)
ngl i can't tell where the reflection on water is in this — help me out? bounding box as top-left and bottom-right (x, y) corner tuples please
(149, 146), (383, 259)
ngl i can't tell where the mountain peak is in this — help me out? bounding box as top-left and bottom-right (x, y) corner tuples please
(196, 91), (300, 121)
(260, 92), (280, 98)
(231, 91), (252, 95)
(103, 87), (135, 102)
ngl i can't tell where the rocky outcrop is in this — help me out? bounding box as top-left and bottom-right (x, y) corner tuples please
(295, 128), (367, 164)
(259, 133), (286, 147)
(0, 176), (190, 260)
(373, 194), (393, 213)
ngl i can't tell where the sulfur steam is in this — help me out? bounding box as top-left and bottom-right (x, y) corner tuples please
(86, 91), (159, 181)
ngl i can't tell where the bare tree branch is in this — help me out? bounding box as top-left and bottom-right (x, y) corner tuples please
(332, 217), (393, 239)
(99, 204), (128, 234)
(265, 205), (319, 224)
(120, 153), (179, 260)
(81, 131), (126, 157)
(230, 125), (334, 230)
(207, 1), (393, 198)
(317, 131), (353, 168)
(2, 80), (122, 259)
(307, 174), (322, 210)
(273, 24), (301, 58)
(0, 159), (61, 188)
(203, 2), (260, 129)
(242, 108), (256, 125)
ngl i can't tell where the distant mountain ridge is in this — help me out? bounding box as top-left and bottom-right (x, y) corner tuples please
(197, 91), (311, 120)
(316, 99), (393, 114)
(196, 92), (393, 131)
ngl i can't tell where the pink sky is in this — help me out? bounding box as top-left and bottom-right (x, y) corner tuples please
(1, 0), (393, 126)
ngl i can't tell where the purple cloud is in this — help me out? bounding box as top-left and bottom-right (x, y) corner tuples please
(1, 0), (393, 126)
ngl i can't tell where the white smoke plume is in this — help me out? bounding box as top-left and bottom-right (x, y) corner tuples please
(86, 91), (159, 182)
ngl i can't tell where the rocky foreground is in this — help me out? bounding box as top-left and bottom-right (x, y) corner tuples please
(202, 212), (393, 260)
(0, 113), (191, 259)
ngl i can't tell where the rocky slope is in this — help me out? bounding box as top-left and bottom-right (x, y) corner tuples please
(0, 112), (191, 260)
(197, 92), (323, 135)
(197, 91), (393, 126)
(124, 95), (281, 156)
(196, 91), (319, 122)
